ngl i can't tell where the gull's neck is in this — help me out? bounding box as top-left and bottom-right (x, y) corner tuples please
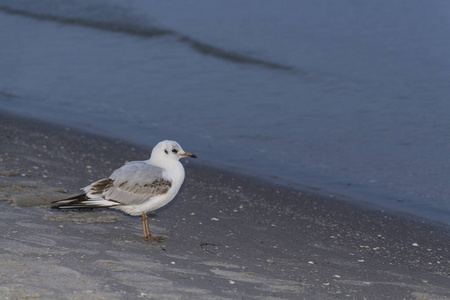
(148, 156), (183, 173)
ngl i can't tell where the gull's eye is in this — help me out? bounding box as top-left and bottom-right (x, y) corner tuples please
(172, 149), (178, 154)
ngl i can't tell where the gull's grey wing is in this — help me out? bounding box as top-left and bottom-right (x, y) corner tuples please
(88, 161), (172, 206)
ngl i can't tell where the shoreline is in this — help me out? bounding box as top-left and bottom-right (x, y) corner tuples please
(1, 110), (449, 299)
(4, 109), (449, 229)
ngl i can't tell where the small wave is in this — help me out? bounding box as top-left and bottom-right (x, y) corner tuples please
(0, 1), (293, 71)
(0, 3), (173, 38)
(179, 36), (293, 71)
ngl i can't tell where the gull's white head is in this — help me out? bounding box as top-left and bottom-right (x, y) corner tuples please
(150, 140), (197, 163)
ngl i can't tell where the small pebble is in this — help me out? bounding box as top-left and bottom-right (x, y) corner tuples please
(211, 218), (219, 221)
(229, 280), (235, 285)
(358, 259), (365, 263)
(170, 262), (175, 265)
(308, 261), (314, 265)
(412, 243), (419, 247)
(266, 259), (274, 264)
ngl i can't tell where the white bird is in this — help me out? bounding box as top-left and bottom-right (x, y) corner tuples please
(52, 140), (197, 242)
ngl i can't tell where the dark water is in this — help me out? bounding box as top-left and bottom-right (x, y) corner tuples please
(1, 0), (450, 224)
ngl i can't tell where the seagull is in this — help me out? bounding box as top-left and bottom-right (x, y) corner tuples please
(52, 140), (197, 242)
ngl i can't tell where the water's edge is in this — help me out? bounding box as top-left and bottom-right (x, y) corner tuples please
(3, 109), (449, 230)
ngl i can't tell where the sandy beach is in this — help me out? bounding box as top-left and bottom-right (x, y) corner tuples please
(1, 111), (449, 299)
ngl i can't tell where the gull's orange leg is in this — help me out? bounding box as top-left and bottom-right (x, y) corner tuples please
(141, 212), (166, 243)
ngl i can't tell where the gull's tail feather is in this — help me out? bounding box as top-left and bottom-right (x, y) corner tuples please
(52, 194), (120, 209)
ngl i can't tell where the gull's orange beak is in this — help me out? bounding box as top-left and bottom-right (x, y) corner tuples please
(181, 152), (197, 158)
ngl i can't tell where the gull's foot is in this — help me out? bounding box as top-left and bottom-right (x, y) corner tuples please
(143, 235), (166, 243)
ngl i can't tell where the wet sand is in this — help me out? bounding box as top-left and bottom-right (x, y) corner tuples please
(1, 111), (449, 299)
